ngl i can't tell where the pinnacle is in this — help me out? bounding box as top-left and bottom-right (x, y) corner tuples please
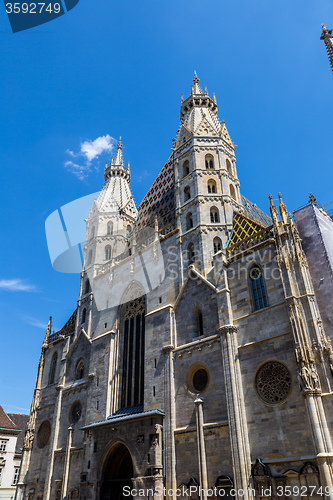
(191, 71), (203, 95)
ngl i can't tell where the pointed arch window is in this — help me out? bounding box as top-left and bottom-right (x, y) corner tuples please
(183, 160), (190, 177)
(81, 308), (86, 324)
(205, 154), (214, 170)
(193, 306), (204, 336)
(250, 264), (268, 311)
(226, 158), (232, 175)
(207, 179), (216, 194)
(186, 212), (193, 231)
(230, 184), (236, 200)
(213, 237), (222, 254)
(105, 245), (112, 261)
(90, 226), (95, 240)
(107, 221), (113, 235)
(48, 352), (57, 385)
(184, 186), (191, 202)
(210, 207), (220, 223)
(187, 243), (195, 264)
(75, 359), (85, 380)
(84, 279), (90, 295)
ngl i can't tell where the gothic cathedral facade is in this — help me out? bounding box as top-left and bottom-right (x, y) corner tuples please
(17, 75), (333, 500)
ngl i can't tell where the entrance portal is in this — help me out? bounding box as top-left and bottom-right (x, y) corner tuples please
(100, 443), (134, 500)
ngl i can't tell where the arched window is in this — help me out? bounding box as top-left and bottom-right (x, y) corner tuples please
(250, 264), (268, 311)
(193, 306), (204, 336)
(121, 295), (146, 408)
(107, 221), (113, 235)
(105, 245), (112, 261)
(213, 237), (222, 254)
(207, 179), (216, 194)
(184, 186), (191, 201)
(183, 160), (190, 177)
(127, 225), (131, 236)
(81, 308), (86, 324)
(84, 279), (90, 295)
(210, 207), (220, 223)
(75, 359), (85, 380)
(90, 226), (95, 240)
(205, 154), (214, 170)
(187, 243), (195, 264)
(48, 352), (57, 385)
(186, 212), (193, 230)
(87, 250), (92, 266)
(226, 158), (232, 175)
(230, 184), (236, 200)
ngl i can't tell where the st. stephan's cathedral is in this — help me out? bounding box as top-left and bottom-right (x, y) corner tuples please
(17, 75), (333, 500)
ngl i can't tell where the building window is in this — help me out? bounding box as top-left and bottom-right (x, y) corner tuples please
(230, 184), (236, 200)
(213, 237), (222, 254)
(48, 352), (57, 385)
(210, 207), (220, 223)
(75, 359), (85, 380)
(13, 467), (20, 485)
(81, 308), (86, 324)
(183, 160), (190, 177)
(226, 158), (232, 175)
(205, 154), (214, 169)
(186, 212), (193, 230)
(215, 476), (233, 499)
(107, 221), (113, 235)
(105, 245), (112, 261)
(121, 295), (146, 408)
(187, 243), (195, 264)
(0, 441), (7, 452)
(90, 226), (95, 240)
(207, 179), (216, 193)
(87, 250), (92, 266)
(184, 186), (191, 201)
(250, 264), (268, 311)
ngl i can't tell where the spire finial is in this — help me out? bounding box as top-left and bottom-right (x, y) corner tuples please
(114, 137), (124, 167)
(309, 193), (317, 205)
(191, 71), (203, 95)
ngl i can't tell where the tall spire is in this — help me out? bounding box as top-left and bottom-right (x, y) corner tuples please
(269, 194), (279, 227)
(321, 24), (333, 73)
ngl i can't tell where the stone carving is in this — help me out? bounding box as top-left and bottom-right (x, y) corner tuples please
(298, 362), (321, 392)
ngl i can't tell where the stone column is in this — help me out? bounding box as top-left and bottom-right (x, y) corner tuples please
(219, 325), (253, 500)
(61, 425), (74, 500)
(194, 398), (208, 500)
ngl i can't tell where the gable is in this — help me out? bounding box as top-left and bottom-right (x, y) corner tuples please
(175, 272), (219, 344)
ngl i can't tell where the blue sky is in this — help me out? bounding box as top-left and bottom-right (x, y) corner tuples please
(1, 0), (333, 413)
